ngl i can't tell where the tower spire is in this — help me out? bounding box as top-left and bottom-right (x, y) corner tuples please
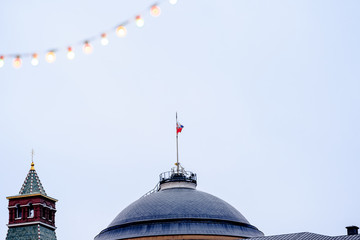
(6, 153), (58, 240)
(176, 113), (179, 172)
(175, 113), (184, 173)
(31, 149), (35, 170)
(31, 149), (34, 163)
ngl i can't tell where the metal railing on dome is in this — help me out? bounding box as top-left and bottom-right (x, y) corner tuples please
(159, 170), (197, 184)
(142, 182), (160, 198)
(141, 168), (197, 198)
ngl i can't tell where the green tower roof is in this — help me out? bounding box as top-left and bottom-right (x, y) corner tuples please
(18, 162), (47, 196)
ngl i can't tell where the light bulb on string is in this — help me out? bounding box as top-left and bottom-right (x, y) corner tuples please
(150, 5), (161, 17)
(101, 33), (109, 46)
(83, 41), (93, 54)
(13, 56), (22, 68)
(169, 0), (178, 5)
(67, 47), (75, 60)
(46, 51), (56, 63)
(0, 56), (4, 68)
(135, 16), (144, 27)
(116, 26), (127, 37)
(31, 54), (39, 66)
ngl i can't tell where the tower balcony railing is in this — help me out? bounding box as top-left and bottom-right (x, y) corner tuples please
(141, 168), (197, 198)
(159, 170), (197, 185)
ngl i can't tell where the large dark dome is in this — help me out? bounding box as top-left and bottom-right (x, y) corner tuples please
(95, 170), (263, 240)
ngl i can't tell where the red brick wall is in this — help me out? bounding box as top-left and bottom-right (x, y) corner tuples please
(8, 195), (56, 227)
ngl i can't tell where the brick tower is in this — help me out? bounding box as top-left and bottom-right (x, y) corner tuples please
(5, 161), (58, 240)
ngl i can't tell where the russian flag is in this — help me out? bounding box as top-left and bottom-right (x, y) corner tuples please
(176, 122), (184, 134)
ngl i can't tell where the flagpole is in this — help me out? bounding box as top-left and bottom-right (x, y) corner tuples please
(176, 113), (179, 173)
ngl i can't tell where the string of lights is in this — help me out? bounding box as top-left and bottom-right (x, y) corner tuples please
(0, 0), (178, 69)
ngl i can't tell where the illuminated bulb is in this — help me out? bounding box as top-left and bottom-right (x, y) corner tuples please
(83, 41), (93, 54)
(101, 33), (109, 46)
(150, 5), (161, 17)
(135, 15), (144, 27)
(31, 53), (39, 66)
(169, 0), (178, 5)
(13, 56), (22, 68)
(0, 56), (4, 68)
(46, 51), (56, 63)
(116, 26), (127, 37)
(67, 47), (75, 60)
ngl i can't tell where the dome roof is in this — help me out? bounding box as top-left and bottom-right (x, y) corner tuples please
(95, 170), (263, 240)
(109, 188), (250, 227)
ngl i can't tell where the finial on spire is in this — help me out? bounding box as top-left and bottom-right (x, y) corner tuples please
(30, 149), (35, 170)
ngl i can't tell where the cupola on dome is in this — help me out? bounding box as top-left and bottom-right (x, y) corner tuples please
(95, 165), (263, 240)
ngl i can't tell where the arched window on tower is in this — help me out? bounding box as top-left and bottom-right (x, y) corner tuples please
(41, 206), (46, 219)
(15, 204), (22, 219)
(28, 203), (34, 218)
(49, 210), (53, 222)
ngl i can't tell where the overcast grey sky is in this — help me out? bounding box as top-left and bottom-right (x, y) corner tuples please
(0, 0), (359, 239)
